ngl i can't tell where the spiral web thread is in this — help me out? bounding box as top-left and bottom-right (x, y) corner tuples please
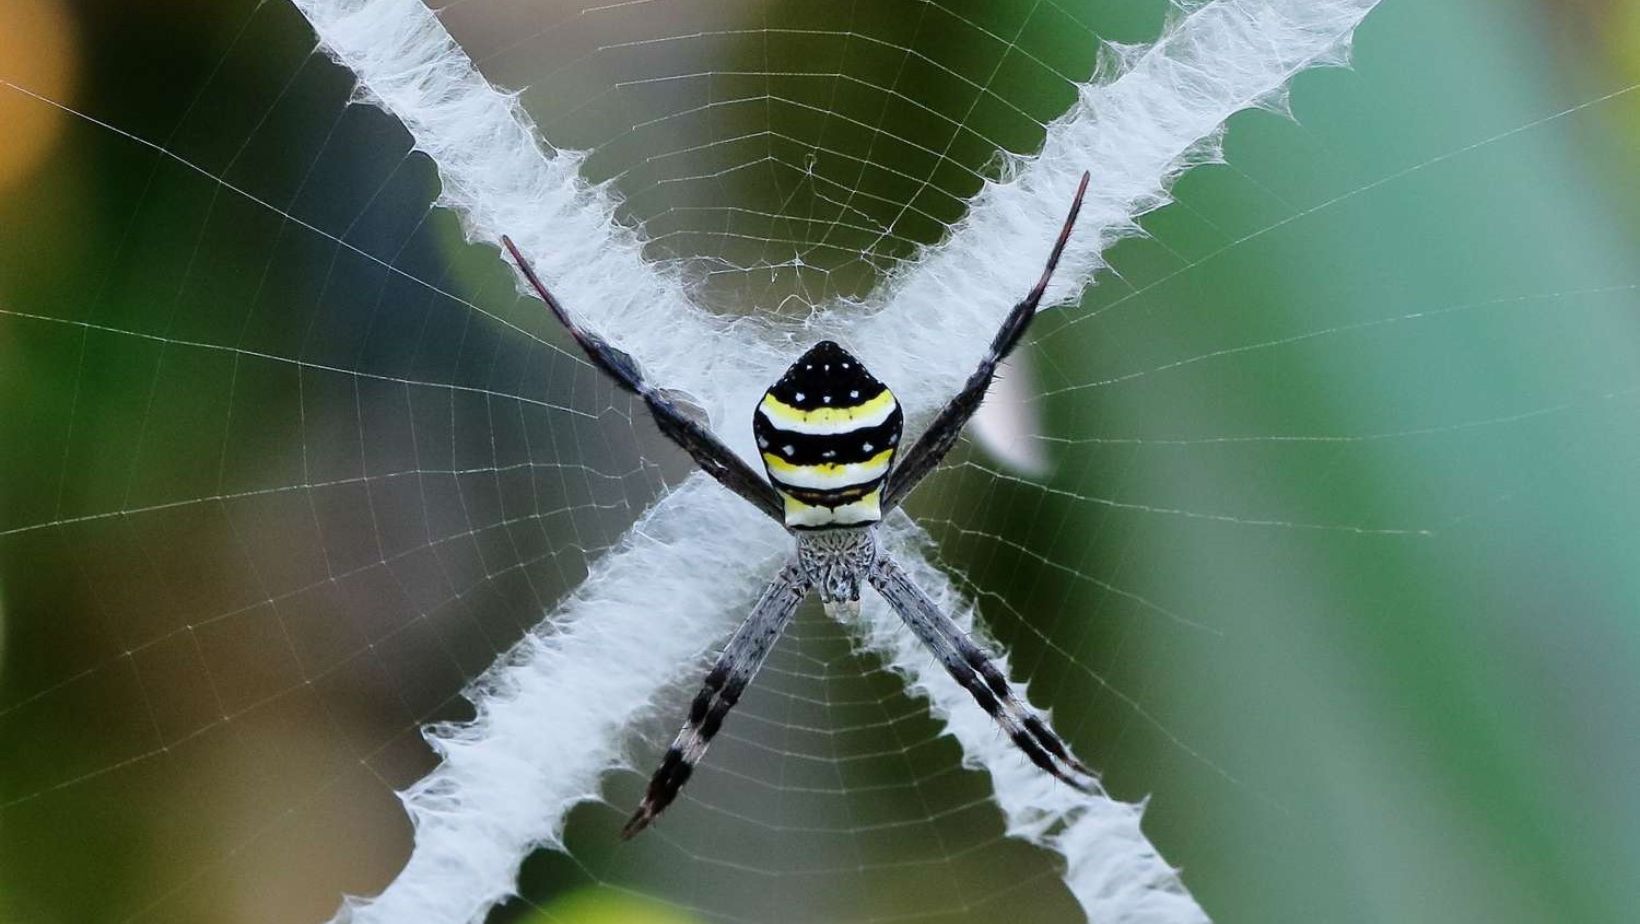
(290, 1), (1376, 921)
(11, 1), (1639, 922)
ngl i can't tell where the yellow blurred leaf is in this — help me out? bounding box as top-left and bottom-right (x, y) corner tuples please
(0, 0), (77, 193)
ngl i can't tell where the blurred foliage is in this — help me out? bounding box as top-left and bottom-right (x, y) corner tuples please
(517, 887), (699, 924)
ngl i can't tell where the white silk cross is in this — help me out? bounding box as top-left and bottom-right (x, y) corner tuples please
(289, 1), (1381, 921)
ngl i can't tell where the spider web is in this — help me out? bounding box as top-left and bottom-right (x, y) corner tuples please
(3, 1), (1640, 923)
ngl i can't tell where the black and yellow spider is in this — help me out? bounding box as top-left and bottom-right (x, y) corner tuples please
(502, 171), (1092, 839)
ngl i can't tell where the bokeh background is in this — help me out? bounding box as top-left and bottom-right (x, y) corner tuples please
(3, 1), (1639, 922)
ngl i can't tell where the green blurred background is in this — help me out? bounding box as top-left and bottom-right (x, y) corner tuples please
(2, 1), (1639, 922)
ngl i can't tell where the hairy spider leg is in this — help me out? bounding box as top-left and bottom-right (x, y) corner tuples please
(883, 171), (1090, 511)
(502, 235), (785, 522)
(870, 554), (1098, 792)
(621, 562), (811, 839)
(754, 340), (904, 529)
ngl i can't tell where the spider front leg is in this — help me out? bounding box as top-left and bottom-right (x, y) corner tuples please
(622, 561), (810, 839)
(882, 171), (1089, 511)
(869, 554), (1097, 792)
(502, 236), (785, 523)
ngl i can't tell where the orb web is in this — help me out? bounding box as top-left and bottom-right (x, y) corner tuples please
(2, 1), (1639, 923)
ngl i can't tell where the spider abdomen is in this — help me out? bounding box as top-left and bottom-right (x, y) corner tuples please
(754, 340), (903, 529)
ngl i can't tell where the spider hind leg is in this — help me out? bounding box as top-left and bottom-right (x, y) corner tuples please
(869, 553), (1098, 792)
(961, 647), (1096, 784)
(621, 562), (809, 839)
(621, 666), (739, 839)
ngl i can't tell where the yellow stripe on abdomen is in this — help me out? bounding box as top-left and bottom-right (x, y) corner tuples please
(761, 448), (893, 490)
(758, 390), (897, 435)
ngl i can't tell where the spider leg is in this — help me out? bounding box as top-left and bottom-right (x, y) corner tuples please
(881, 172), (1089, 512)
(502, 236), (785, 523)
(868, 553), (1097, 792)
(622, 560), (810, 839)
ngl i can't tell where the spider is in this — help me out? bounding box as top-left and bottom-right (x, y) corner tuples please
(501, 170), (1092, 839)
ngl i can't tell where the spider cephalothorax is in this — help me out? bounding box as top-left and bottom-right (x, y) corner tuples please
(501, 171), (1093, 839)
(794, 526), (878, 607)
